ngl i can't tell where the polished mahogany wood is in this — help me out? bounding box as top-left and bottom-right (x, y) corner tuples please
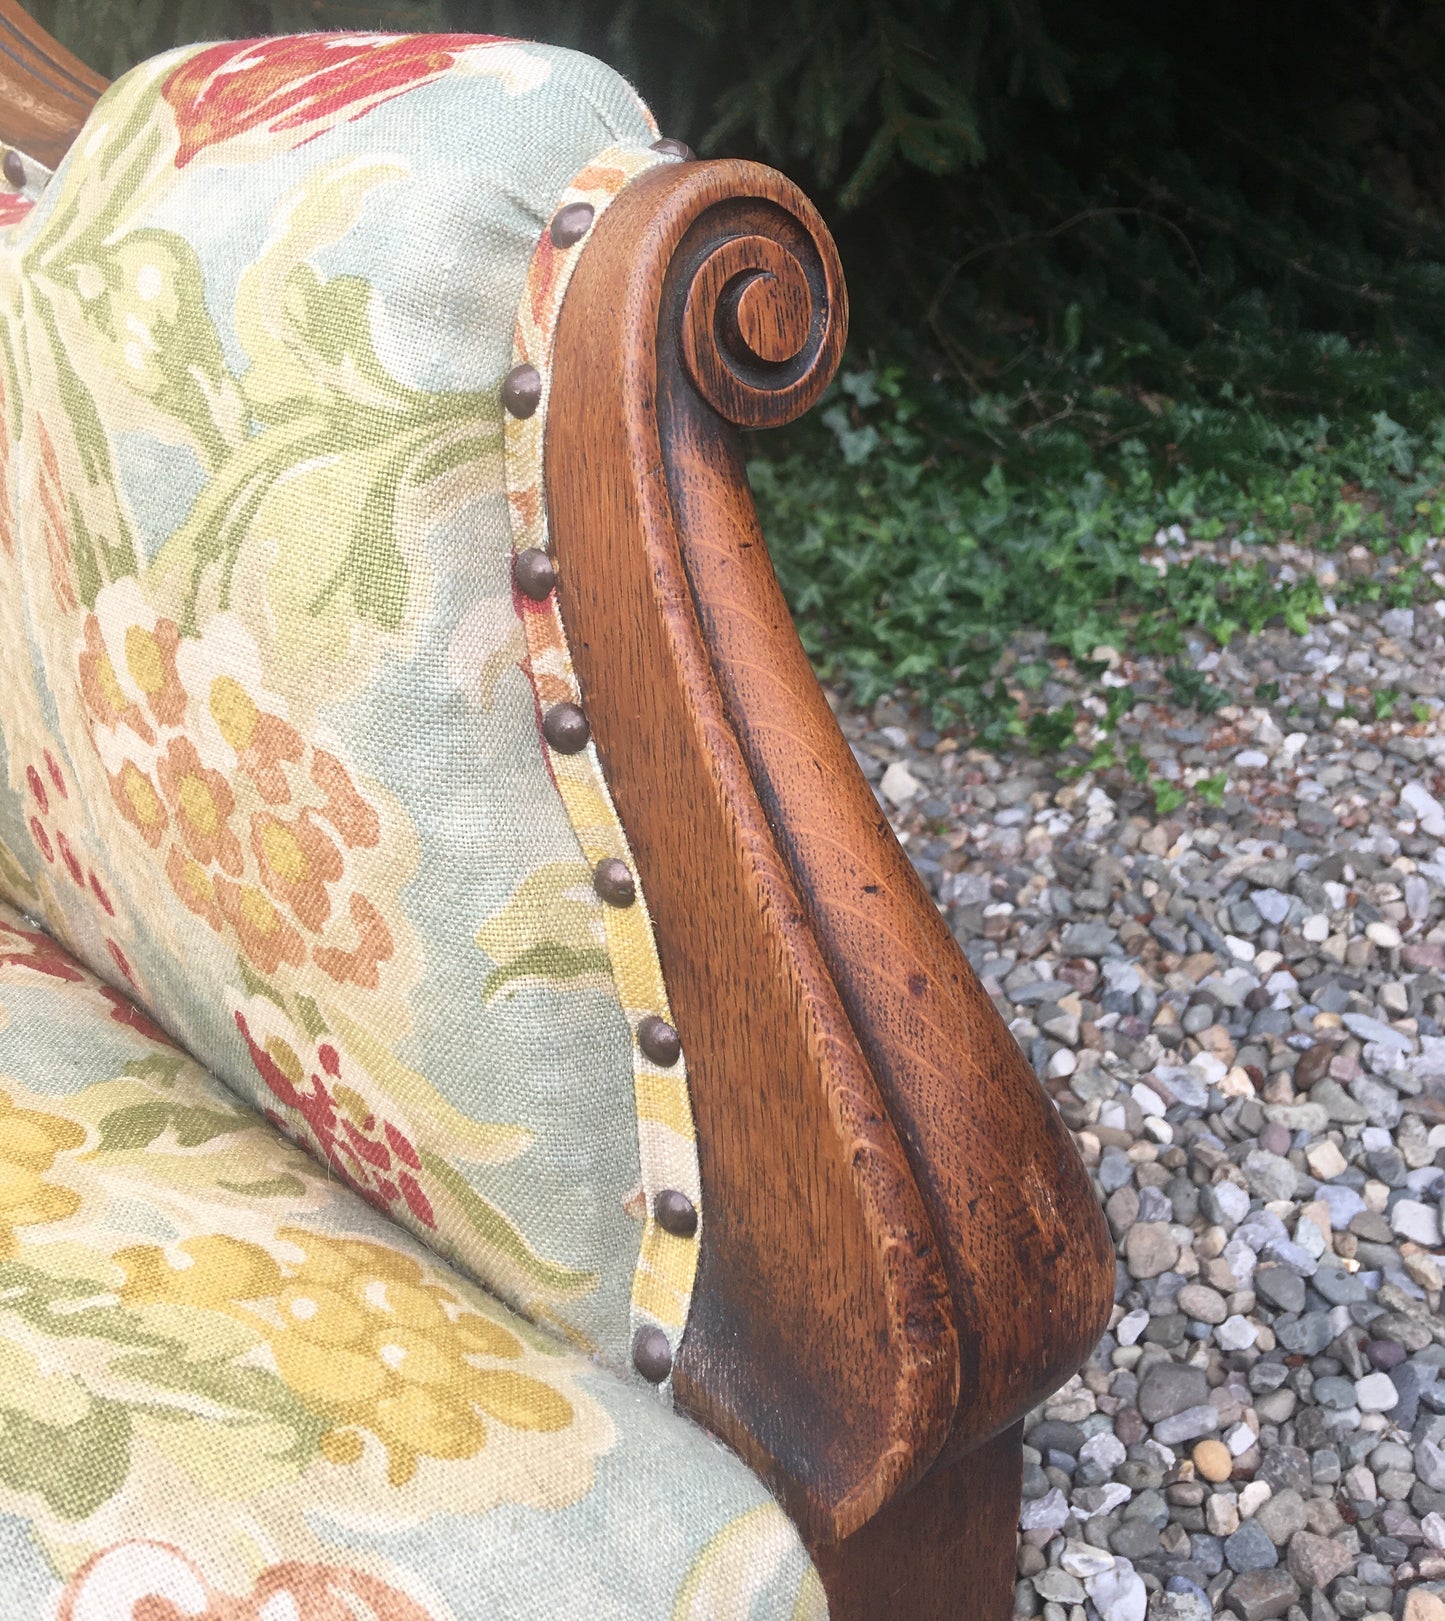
(0, 0), (106, 169)
(815, 1425), (1023, 1621)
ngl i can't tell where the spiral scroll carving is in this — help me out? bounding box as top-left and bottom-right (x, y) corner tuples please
(672, 196), (847, 431)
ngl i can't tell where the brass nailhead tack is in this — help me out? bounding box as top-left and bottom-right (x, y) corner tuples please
(593, 857), (636, 908)
(542, 702), (589, 754)
(653, 1189), (698, 1238)
(3, 150), (24, 188)
(650, 137), (694, 162)
(549, 201), (595, 248)
(633, 1324), (673, 1383)
(513, 547), (556, 601)
(501, 362), (542, 419)
(637, 1014), (681, 1067)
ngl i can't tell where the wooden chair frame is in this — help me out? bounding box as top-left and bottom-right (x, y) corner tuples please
(0, 14), (1114, 1616)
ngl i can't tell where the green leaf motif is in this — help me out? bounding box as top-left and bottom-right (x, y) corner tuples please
(95, 1099), (252, 1154)
(419, 1152), (597, 1299)
(122, 1052), (189, 1089)
(481, 943), (613, 1003)
(0, 1394), (132, 1521)
(216, 1173), (308, 1198)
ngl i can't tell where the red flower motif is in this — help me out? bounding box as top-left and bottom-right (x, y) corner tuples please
(99, 984), (175, 1046)
(0, 916), (84, 983)
(236, 1010), (436, 1229)
(0, 194), (33, 227)
(163, 33), (505, 167)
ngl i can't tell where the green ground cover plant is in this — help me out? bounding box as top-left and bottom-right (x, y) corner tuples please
(752, 368), (1445, 748)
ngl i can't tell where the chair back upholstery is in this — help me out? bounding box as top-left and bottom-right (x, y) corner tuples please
(0, 32), (699, 1381)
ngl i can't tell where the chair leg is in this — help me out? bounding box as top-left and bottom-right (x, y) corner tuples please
(811, 1423), (1022, 1621)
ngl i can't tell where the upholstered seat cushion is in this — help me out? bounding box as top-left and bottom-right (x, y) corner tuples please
(0, 899), (821, 1618)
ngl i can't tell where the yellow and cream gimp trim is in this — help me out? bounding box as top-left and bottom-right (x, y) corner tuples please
(504, 141), (701, 1399)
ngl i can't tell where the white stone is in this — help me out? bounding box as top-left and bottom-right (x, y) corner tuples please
(1343, 1464), (1378, 1502)
(1307, 1139), (1349, 1181)
(1212, 1181), (1251, 1227)
(1293, 1214), (1327, 1259)
(1366, 921), (1404, 949)
(1238, 1480), (1272, 1517)
(1190, 1052), (1228, 1086)
(1081, 1431), (1127, 1473)
(1220, 1066), (1257, 1099)
(1226, 1421), (1256, 1457)
(1421, 1510), (1445, 1550)
(1217, 1314), (1258, 1351)
(1417, 1439), (1445, 1492)
(1225, 934), (1256, 962)
(1302, 913), (1330, 943)
(1235, 750), (1269, 769)
(1115, 1309), (1150, 1347)
(1060, 1539), (1117, 1579)
(1402, 781), (1445, 838)
(1253, 888), (1291, 925)
(1390, 1198), (1442, 1247)
(1131, 1082), (1166, 1117)
(1075, 1482), (1131, 1519)
(1206, 1493), (1239, 1537)
(1354, 1372), (1400, 1413)
(1085, 1560), (1147, 1621)
(1019, 1487), (1070, 1530)
(880, 761), (920, 806)
(1047, 1047), (1077, 1079)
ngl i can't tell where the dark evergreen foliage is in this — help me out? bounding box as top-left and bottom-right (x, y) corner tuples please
(27, 0), (1445, 456)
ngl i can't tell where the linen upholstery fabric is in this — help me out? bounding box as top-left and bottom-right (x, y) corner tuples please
(0, 899), (825, 1618)
(0, 33), (702, 1378)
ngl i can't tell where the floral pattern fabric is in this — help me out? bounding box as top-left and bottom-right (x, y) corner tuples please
(0, 899), (825, 1618)
(0, 32), (702, 1378)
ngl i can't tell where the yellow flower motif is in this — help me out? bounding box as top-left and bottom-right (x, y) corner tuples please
(0, 1089), (85, 1256)
(118, 1227), (572, 1486)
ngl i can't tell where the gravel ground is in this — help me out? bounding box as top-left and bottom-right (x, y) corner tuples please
(847, 592), (1445, 1621)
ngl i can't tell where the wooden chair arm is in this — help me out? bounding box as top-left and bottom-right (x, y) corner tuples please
(0, 0), (106, 168)
(547, 155), (1114, 1550)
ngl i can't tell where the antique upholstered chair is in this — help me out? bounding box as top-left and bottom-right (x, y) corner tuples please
(0, 7), (1113, 1617)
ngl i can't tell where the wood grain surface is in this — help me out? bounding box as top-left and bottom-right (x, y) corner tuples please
(547, 153), (1112, 1595)
(0, 0), (105, 169)
(814, 1424), (1024, 1620)
(548, 159), (960, 1545)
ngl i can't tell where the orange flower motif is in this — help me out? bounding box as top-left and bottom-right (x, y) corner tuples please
(121, 616), (187, 727)
(36, 420), (77, 613)
(251, 808), (342, 930)
(215, 878), (307, 973)
(207, 670), (304, 804)
(59, 1542), (433, 1621)
(157, 736), (243, 874)
(165, 846), (225, 933)
(78, 616), (154, 744)
(162, 33), (500, 167)
(313, 894), (393, 989)
(311, 749), (381, 847)
(109, 759), (168, 848)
